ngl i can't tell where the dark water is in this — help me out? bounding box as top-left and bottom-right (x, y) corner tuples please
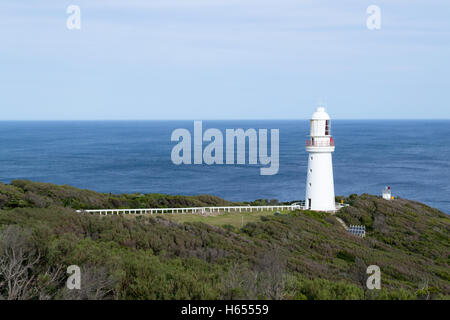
(0, 120), (448, 213)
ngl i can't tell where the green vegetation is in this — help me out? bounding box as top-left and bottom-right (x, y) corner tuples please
(0, 180), (448, 300)
(0, 180), (239, 210)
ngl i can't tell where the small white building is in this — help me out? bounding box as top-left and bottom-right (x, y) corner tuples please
(305, 107), (336, 211)
(382, 186), (392, 200)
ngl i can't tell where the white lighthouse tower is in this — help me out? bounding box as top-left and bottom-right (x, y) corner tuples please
(305, 107), (336, 211)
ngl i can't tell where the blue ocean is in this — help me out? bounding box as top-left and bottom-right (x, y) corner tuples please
(0, 120), (448, 213)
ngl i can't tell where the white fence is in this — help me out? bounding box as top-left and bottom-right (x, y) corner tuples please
(76, 205), (303, 216)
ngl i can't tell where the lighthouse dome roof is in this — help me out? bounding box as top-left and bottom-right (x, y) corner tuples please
(311, 107), (330, 120)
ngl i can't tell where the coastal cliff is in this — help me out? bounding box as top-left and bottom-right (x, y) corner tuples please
(0, 180), (448, 300)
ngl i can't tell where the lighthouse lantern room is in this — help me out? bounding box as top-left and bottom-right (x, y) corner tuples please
(305, 107), (336, 211)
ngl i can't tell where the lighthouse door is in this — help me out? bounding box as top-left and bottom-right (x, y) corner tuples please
(308, 198), (311, 210)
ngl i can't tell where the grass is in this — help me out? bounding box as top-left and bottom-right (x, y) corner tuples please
(164, 210), (290, 228)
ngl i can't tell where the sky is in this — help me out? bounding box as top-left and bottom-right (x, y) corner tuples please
(0, 0), (449, 120)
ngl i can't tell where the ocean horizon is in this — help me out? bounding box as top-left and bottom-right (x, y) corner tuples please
(0, 120), (449, 213)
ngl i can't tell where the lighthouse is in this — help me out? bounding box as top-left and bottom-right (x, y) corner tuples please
(305, 107), (336, 211)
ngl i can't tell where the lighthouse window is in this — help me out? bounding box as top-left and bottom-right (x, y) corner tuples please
(311, 156), (313, 160)
(310, 169), (312, 173)
(325, 120), (330, 135)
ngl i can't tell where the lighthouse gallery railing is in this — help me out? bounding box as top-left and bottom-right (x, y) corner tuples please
(306, 139), (335, 147)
